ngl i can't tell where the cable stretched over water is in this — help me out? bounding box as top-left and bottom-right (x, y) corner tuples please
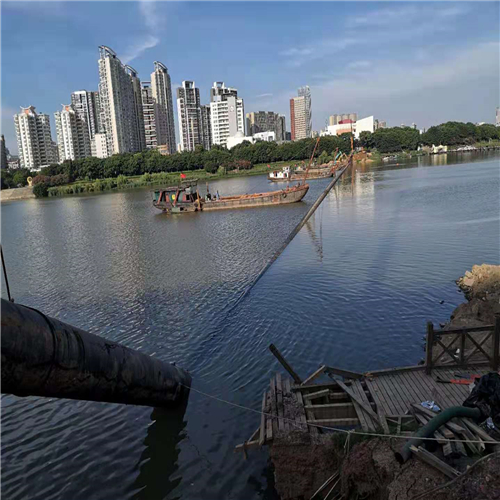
(220, 159), (353, 318)
(186, 159), (352, 369)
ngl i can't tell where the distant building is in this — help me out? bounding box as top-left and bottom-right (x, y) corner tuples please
(290, 86), (312, 140)
(91, 133), (108, 158)
(125, 65), (147, 151)
(201, 105), (212, 150)
(210, 82), (244, 147)
(157, 144), (171, 155)
(71, 90), (100, 140)
(54, 104), (91, 162)
(8, 157), (20, 170)
(375, 120), (386, 130)
(14, 106), (57, 169)
(329, 113), (357, 126)
(246, 111), (286, 141)
(1, 135), (8, 169)
(285, 131), (292, 141)
(253, 131), (276, 142)
(321, 115), (376, 139)
(227, 130), (276, 149)
(151, 61), (176, 155)
(177, 81), (203, 152)
(227, 131), (251, 149)
(98, 46), (145, 157)
(355, 116), (375, 138)
(496, 107), (500, 127)
(141, 82), (157, 149)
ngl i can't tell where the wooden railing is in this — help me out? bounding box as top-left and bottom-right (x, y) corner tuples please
(425, 315), (500, 374)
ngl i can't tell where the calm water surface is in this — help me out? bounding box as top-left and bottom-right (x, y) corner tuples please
(1, 152), (499, 499)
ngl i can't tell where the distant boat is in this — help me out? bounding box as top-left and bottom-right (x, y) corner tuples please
(153, 180), (309, 214)
(268, 164), (336, 182)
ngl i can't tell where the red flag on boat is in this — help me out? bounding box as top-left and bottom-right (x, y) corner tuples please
(180, 173), (186, 179)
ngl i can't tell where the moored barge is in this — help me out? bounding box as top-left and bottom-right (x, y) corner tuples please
(153, 180), (309, 213)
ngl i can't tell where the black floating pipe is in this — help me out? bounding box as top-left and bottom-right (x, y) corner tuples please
(1, 299), (191, 408)
(395, 406), (482, 463)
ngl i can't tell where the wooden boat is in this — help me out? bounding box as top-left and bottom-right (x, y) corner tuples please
(152, 180), (309, 213)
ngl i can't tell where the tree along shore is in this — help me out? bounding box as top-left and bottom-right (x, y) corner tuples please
(2, 120), (499, 198)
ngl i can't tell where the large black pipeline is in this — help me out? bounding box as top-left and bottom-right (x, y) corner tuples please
(1, 299), (191, 408)
(395, 406), (482, 463)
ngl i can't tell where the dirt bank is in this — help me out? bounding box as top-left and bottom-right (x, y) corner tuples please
(449, 264), (500, 328)
(1, 186), (35, 202)
(271, 435), (500, 500)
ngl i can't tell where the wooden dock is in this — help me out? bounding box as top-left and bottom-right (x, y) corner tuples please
(236, 319), (500, 453)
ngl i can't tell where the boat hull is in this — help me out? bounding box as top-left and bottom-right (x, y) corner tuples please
(153, 184), (309, 213)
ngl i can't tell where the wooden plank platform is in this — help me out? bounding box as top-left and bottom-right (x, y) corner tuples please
(235, 364), (496, 455)
(366, 365), (489, 414)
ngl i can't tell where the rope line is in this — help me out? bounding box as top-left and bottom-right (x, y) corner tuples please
(181, 382), (499, 445)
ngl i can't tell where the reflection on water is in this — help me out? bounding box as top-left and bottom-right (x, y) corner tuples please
(131, 406), (187, 500)
(1, 152), (499, 500)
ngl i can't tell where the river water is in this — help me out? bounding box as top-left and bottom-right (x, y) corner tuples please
(1, 152), (499, 500)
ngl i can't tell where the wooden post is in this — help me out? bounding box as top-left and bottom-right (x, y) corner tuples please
(460, 333), (466, 366)
(425, 322), (434, 375)
(492, 314), (500, 371)
(269, 344), (302, 384)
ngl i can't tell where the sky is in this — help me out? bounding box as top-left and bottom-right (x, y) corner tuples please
(2, 1), (499, 155)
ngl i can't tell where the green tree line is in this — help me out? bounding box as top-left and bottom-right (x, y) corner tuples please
(359, 122), (500, 153)
(1, 121), (498, 190)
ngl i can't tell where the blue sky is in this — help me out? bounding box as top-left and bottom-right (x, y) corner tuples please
(2, 1), (499, 154)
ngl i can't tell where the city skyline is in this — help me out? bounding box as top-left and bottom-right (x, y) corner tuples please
(2, 1), (500, 155)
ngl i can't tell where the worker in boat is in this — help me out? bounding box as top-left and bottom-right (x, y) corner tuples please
(216, 191), (220, 200)
(206, 192), (212, 201)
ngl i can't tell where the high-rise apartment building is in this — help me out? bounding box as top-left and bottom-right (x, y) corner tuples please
(177, 81), (203, 152)
(290, 86), (312, 140)
(141, 82), (157, 149)
(201, 105), (212, 150)
(246, 111), (286, 141)
(151, 61), (176, 155)
(210, 82), (244, 147)
(54, 104), (91, 162)
(98, 46), (144, 157)
(71, 90), (100, 140)
(496, 107), (500, 127)
(125, 65), (146, 151)
(14, 106), (57, 169)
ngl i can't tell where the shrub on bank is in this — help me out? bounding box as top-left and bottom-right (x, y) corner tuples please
(33, 182), (49, 198)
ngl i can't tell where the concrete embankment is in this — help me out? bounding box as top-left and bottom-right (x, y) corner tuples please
(1, 187), (35, 202)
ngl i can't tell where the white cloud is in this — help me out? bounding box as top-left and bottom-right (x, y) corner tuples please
(256, 93), (273, 98)
(347, 60), (371, 70)
(280, 38), (359, 67)
(121, 35), (159, 65)
(312, 41), (499, 128)
(122, 0), (165, 64)
(348, 4), (469, 28)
